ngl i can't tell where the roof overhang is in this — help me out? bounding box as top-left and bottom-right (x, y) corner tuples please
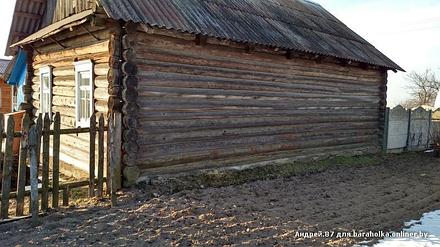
(11, 9), (94, 48)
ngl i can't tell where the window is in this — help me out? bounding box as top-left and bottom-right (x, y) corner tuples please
(12, 87), (17, 112)
(74, 60), (94, 127)
(39, 66), (52, 116)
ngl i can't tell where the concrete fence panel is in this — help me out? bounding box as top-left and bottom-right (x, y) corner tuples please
(408, 107), (432, 151)
(387, 105), (410, 151)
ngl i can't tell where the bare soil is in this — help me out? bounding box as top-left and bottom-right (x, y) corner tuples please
(1, 152), (440, 246)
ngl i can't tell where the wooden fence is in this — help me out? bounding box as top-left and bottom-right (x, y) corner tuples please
(0, 112), (121, 223)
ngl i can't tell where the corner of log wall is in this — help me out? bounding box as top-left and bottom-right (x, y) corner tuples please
(121, 22), (141, 186)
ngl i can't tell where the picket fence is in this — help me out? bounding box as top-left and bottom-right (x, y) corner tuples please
(0, 111), (121, 224)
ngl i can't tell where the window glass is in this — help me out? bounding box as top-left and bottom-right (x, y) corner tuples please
(40, 69), (52, 115)
(75, 61), (93, 127)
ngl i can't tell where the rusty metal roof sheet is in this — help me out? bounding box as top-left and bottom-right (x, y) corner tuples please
(100, 0), (403, 71)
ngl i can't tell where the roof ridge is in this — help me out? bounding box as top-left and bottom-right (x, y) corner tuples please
(302, 0), (322, 7)
(205, 0), (370, 45)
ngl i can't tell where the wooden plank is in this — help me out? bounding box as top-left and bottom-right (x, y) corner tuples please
(108, 113), (117, 206)
(52, 113), (61, 208)
(35, 114), (43, 175)
(89, 114), (96, 197)
(2, 126), (107, 138)
(113, 112), (122, 190)
(106, 120), (111, 195)
(41, 114), (50, 211)
(15, 114), (31, 216)
(62, 187), (69, 207)
(0, 178), (107, 199)
(1, 116), (14, 219)
(97, 114), (105, 197)
(29, 125), (39, 225)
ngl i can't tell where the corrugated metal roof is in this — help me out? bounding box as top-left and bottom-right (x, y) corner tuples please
(5, 0), (51, 56)
(100, 0), (403, 71)
(0, 59), (11, 75)
(12, 10), (94, 47)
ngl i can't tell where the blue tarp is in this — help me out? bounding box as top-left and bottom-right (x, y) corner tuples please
(7, 49), (27, 111)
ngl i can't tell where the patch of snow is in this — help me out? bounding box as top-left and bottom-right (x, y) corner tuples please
(374, 210), (440, 247)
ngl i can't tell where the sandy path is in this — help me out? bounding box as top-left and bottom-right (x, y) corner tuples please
(1, 153), (439, 246)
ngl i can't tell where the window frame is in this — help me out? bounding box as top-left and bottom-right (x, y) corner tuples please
(74, 60), (94, 128)
(39, 66), (53, 117)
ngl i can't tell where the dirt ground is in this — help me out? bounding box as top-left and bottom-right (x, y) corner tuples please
(1, 152), (440, 246)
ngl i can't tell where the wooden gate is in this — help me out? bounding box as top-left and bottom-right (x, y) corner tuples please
(0, 112), (122, 223)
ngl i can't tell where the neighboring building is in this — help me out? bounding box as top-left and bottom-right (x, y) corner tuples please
(0, 58), (12, 113)
(3, 51), (27, 112)
(6, 0), (402, 186)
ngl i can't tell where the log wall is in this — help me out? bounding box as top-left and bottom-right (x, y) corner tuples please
(130, 31), (387, 176)
(0, 82), (12, 114)
(30, 24), (110, 172)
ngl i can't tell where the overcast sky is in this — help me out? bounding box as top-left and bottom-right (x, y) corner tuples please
(0, 0), (439, 106)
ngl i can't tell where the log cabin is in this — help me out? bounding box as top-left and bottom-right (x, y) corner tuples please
(6, 0), (402, 186)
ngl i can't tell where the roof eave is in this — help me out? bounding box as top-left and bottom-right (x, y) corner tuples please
(11, 10), (94, 48)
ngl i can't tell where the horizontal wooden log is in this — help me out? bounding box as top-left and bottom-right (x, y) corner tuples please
(138, 143), (379, 175)
(136, 73), (380, 97)
(35, 29), (111, 54)
(139, 121), (379, 145)
(33, 41), (110, 63)
(136, 61), (382, 92)
(131, 33), (387, 171)
(53, 96), (75, 107)
(137, 96), (379, 110)
(134, 45), (382, 82)
(138, 86), (381, 102)
(138, 107), (379, 119)
(94, 63), (109, 76)
(34, 53), (109, 69)
(137, 134), (379, 168)
(133, 33), (382, 77)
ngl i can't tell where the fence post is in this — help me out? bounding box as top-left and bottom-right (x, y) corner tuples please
(1, 116), (15, 219)
(383, 107), (390, 152)
(52, 112), (61, 208)
(405, 109), (412, 151)
(109, 112), (122, 206)
(114, 113), (122, 190)
(97, 114), (105, 197)
(35, 114), (43, 175)
(427, 110), (433, 148)
(16, 113), (31, 216)
(63, 186), (69, 207)
(41, 114), (50, 211)
(89, 114), (96, 197)
(29, 125), (39, 225)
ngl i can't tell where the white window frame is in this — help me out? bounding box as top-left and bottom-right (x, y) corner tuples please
(39, 66), (53, 117)
(74, 60), (94, 127)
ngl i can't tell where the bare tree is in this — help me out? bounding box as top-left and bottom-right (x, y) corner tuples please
(400, 98), (419, 109)
(404, 69), (439, 107)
